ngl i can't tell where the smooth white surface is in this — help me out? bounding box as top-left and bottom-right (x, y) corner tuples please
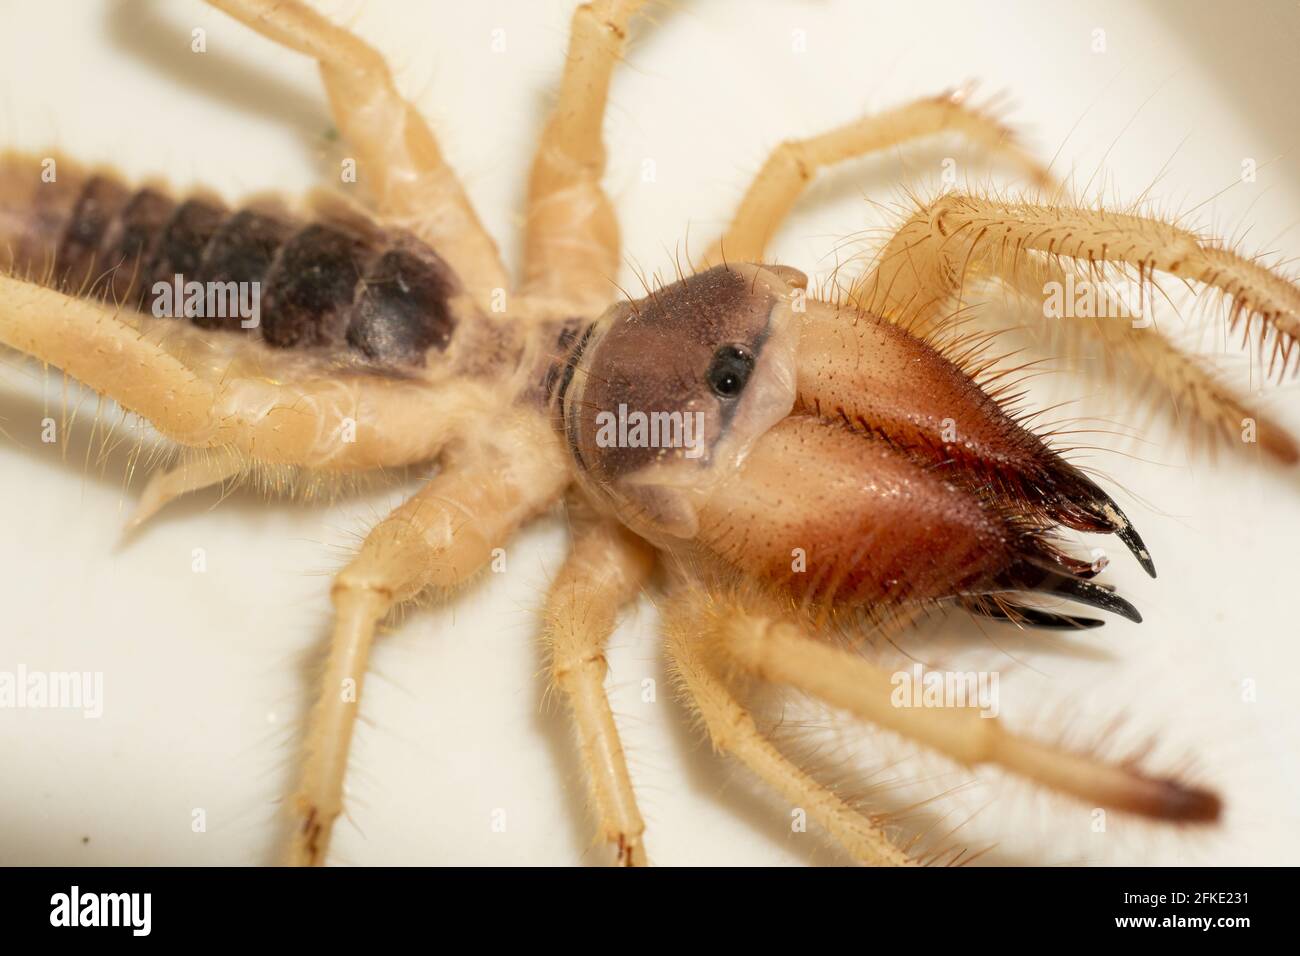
(0, 0), (1298, 865)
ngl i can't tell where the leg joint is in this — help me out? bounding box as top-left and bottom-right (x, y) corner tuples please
(552, 650), (609, 686)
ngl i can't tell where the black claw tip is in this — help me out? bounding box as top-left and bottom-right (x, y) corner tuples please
(1047, 574), (1143, 624)
(1059, 471), (1157, 578)
(1082, 492), (1156, 578)
(995, 564), (1143, 625)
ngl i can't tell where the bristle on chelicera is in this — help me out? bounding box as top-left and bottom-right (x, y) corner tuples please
(694, 413), (1150, 630)
(963, 598), (1105, 630)
(794, 299), (1159, 578)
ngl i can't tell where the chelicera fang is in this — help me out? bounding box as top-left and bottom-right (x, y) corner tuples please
(1, 0), (1297, 866)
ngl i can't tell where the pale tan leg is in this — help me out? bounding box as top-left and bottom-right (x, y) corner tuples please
(855, 194), (1300, 351)
(663, 598), (913, 866)
(1008, 259), (1300, 464)
(854, 197), (1300, 460)
(707, 603), (1221, 824)
(520, 0), (647, 314)
(705, 91), (1054, 264)
(123, 447), (243, 534)
(289, 416), (570, 865)
(542, 506), (656, 865)
(206, 0), (508, 301)
(1079, 316), (1298, 463)
(0, 275), (493, 471)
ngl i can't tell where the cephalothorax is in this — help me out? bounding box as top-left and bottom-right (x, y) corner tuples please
(2, 0), (1297, 866)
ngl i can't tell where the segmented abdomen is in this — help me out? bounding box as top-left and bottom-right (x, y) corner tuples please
(0, 154), (460, 367)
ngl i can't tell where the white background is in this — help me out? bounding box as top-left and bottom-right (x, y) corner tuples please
(1, 0), (1298, 865)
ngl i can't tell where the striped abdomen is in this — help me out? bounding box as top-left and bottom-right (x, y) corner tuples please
(0, 154), (460, 367)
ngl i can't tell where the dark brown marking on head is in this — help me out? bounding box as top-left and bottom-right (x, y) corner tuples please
(569, 266), (774, 482)
(261, 223), (377, 349)
(347, 235), (456, 365)
(559, 263), (805, 543)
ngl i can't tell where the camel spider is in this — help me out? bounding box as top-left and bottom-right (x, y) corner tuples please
(2, 0), (1298, 866)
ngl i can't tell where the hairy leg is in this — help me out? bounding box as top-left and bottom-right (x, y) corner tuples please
(855, 194), (1300, 351)
(1003, 258), (1299, 464)
(206, 0), (508, 302)
(705, 602), (1220, 824)
(854, 195), (1300, 460)
(289, 415), (569, 865)
(663, 596), (913, 866)
(1075, 314), (1299, 463)
(705, 90), (1053, 265)
(0, 275), (493, 474)
(521, 0), (646, 314)
(542, 504), (656, 865)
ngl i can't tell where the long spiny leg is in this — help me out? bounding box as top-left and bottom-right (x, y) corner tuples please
(663, 597), (913, 866)
(1072, 313), (1299, 463)
(704, 602), (1221, 825)
(520, 0), (646, 315)
(206, 0), (508, 302)
(853, 194), (1300, 463)
(704, 90), (1054, 265)
(855, 194), (1300, 361)
(0, 276), (491, 479)
(1000, 257), (1299, 464)
(290, 417), (569, 866)
(542, 503), (656, 866)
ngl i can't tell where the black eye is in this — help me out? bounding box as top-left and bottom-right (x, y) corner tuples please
(706, 344), (755, 399)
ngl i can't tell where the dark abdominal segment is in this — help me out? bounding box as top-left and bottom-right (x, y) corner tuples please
(348, 237), (458, 365)
(0, 157), (461, 368)
(261, 223), (372, 348)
